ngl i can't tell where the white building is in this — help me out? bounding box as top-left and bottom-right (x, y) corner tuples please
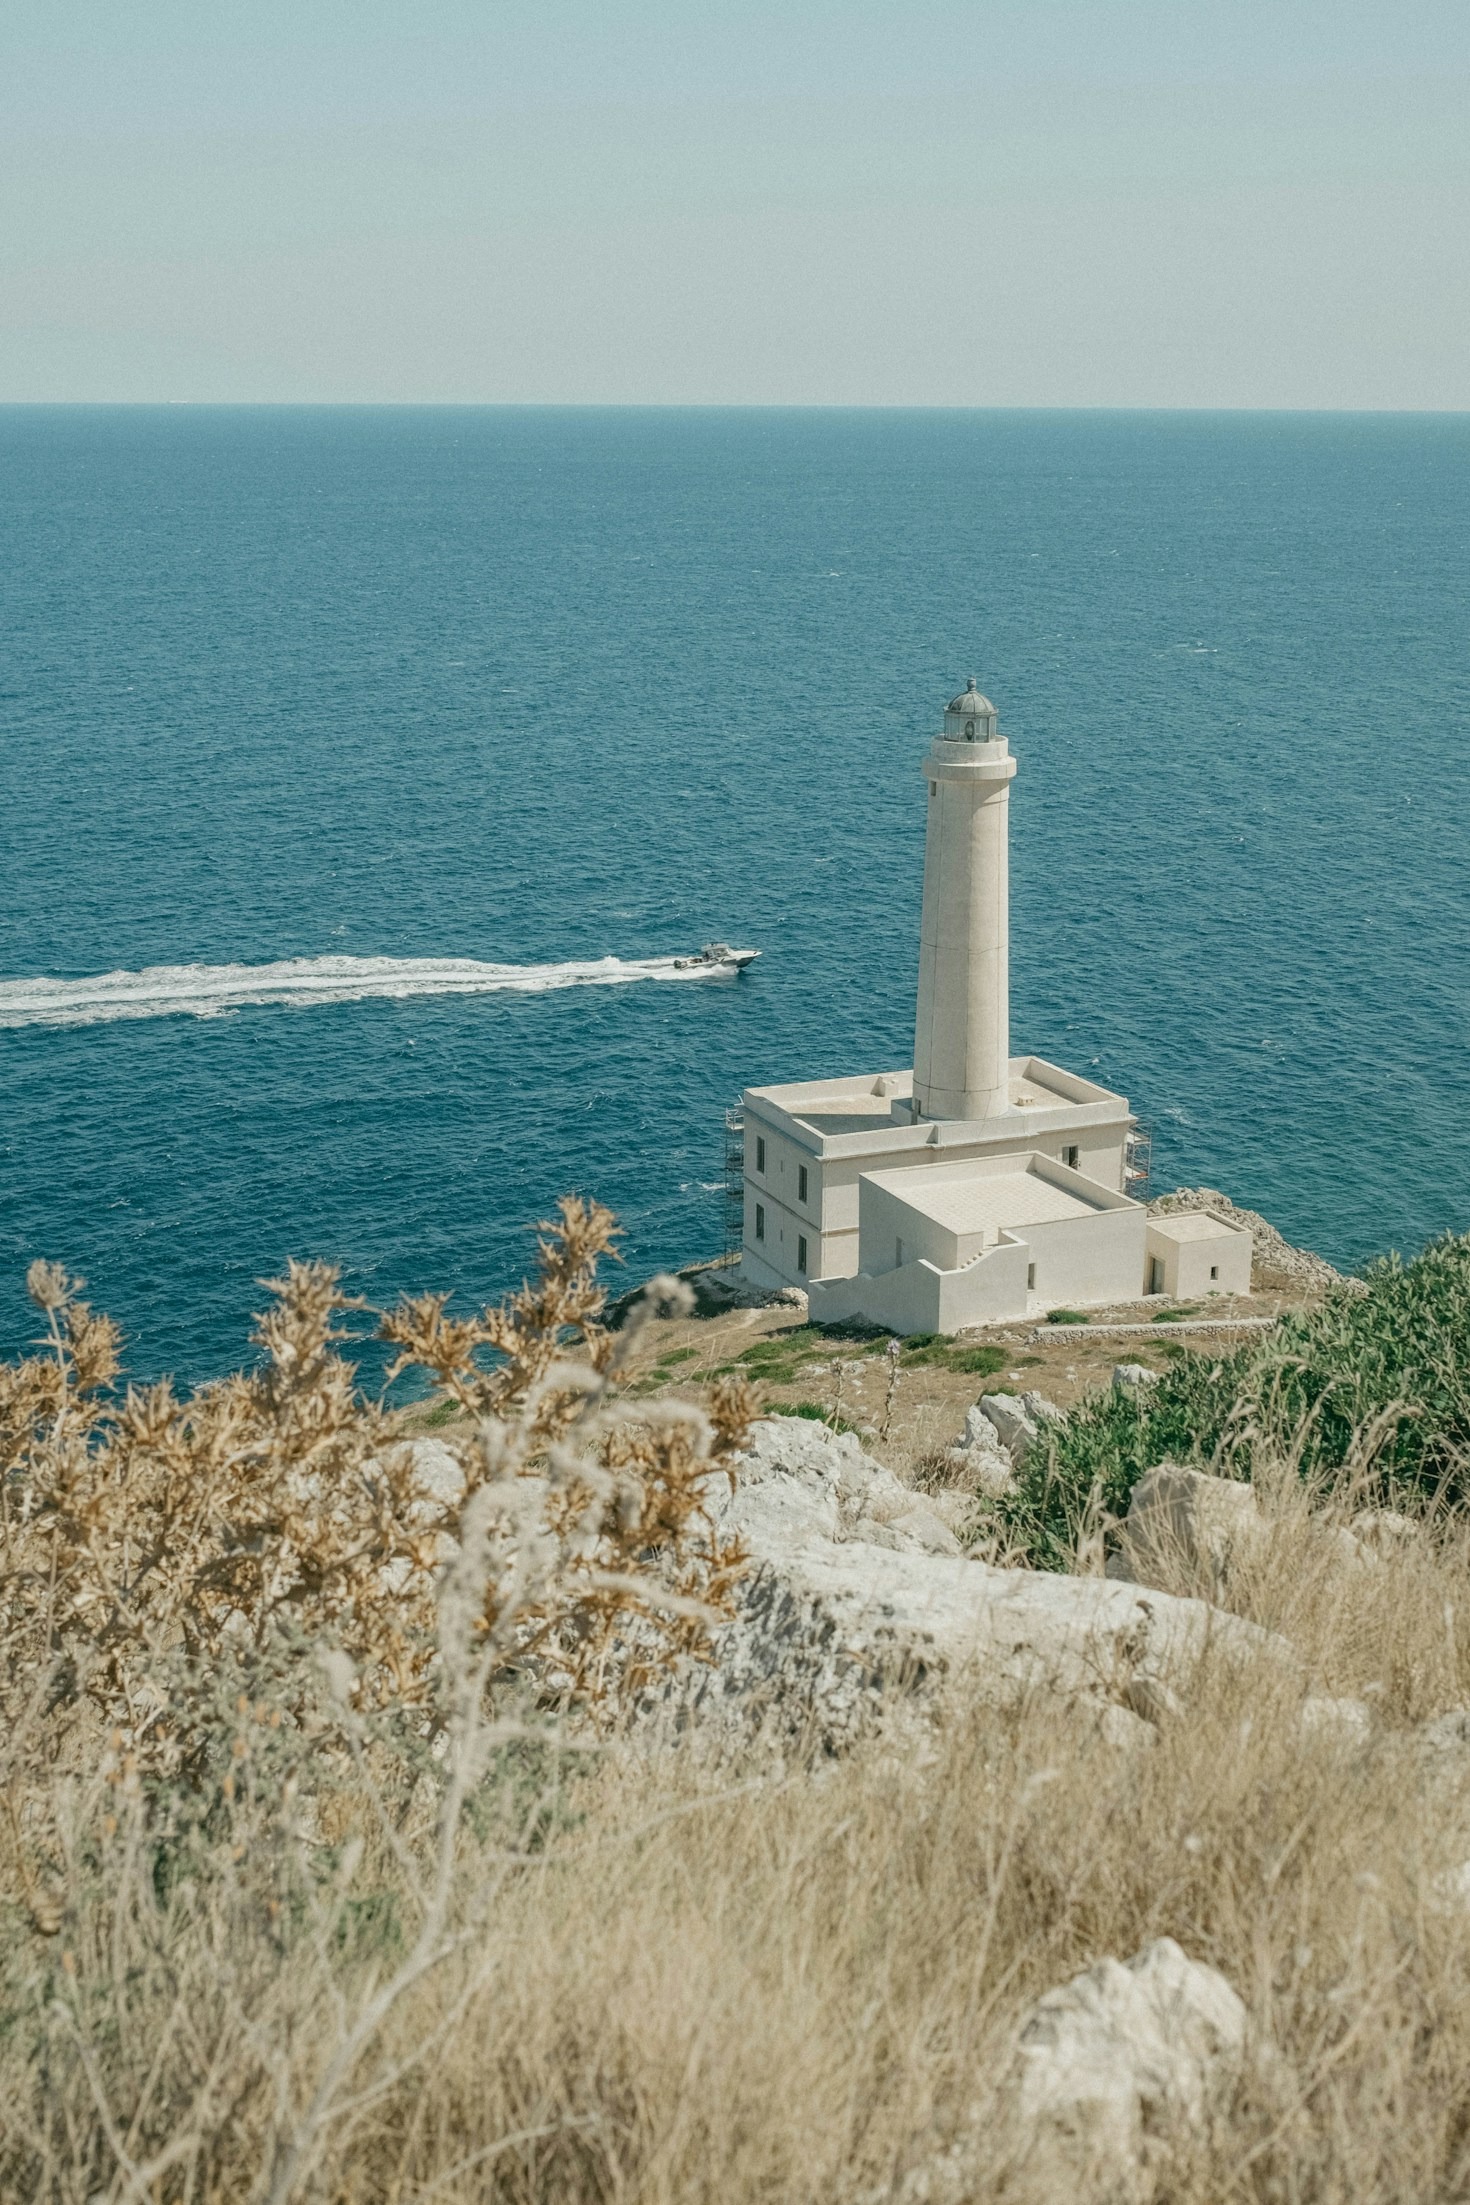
(738, 682), (1250, 1330)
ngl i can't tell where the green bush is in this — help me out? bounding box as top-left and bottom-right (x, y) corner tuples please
(1003, 1236), (1470, 1568)
(1045, 1308), (1088, 1326)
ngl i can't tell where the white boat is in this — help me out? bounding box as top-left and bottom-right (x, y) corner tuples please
(672, 942), (760, 971)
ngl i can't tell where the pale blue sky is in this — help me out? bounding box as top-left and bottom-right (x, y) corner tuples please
(2, 1), (1467, 405)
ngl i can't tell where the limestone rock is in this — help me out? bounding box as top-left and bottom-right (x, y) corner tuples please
(1417, 1709), (1470, 1794)
(1108, 1465), (1266, 1593)
(977, 1389), (1065, 1467)
(726, 1416), (963, 1558)
(1298, 1695), (1373, 1750)
(1112, 1363), (1160, 1391)
(1011, 1937), (1247, 2193)
(693, 1267), (808, 1314)
(947, 1405), (1018, 1498)
(923, 1488), (985, 1539)
(678, 1420), (1292, 1749)
(1351, 1508), (1416, 1550)
(1110, 1464), (1374, 1594)
(403, 1437), (466, 1510)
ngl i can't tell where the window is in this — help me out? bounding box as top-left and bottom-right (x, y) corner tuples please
(1063, 1145), (1079, 1170)
(798, 1164), (808, 1203)
(964, 717), (976, 739)
(1148, 1257), (1164, 1294)
(755, 1136), (766, 1174)
(797, 1236), (808, 1275)
(1027, 1263), (1036, 1290)
(895, 1237), (905, 1269)
(755, 1204), (765, 1242)
(1209, 1264), (1219, 1281)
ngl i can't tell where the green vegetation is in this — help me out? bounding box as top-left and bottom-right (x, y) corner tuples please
(713, 1329), (836, 1388)
(1004, 1236), (1470, 1568)
(1045, 1308), (1088, 1326)
(655, 1344), (699, 1367)
(710, 1325), (1007, 1389)
(1152, 1304), (1202, 1323)
(773, 1401), (860, 1435)
(900, 1335), (1007, 1377)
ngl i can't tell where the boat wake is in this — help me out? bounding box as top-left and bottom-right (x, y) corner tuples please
(0, 952), (745, 1031)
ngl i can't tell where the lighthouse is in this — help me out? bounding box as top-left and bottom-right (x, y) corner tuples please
(734, 677), (1252, 1329)
(912, 681), (1016, 1122)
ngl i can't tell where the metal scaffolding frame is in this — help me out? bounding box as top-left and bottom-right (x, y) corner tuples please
(720, 1103), (746, 1262)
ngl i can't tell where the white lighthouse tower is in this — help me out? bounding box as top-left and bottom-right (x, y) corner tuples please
(912, 681), (1016, 1122)
(735, 676), (1255, 1329)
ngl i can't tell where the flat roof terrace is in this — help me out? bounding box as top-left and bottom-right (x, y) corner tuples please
(867, 1163), (1110, 1238)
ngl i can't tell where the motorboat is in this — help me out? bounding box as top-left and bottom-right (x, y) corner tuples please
(672, 942), (760, 971)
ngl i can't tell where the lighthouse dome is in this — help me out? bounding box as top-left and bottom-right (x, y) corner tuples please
(942, 682), (999, 739)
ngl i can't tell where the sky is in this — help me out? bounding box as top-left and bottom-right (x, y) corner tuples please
(1, 1), (1467, 407)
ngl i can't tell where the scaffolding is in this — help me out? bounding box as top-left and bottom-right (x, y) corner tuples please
(1124, 1117), (1153, 1201)
(720, 1103), (746, 1263)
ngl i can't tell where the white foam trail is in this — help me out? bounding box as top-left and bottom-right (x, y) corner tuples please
(0, 952), (741, 1031)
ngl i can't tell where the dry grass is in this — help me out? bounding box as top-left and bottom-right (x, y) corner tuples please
(6, 1232), (1470, 2200)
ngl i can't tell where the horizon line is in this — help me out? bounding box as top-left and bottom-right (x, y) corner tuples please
(1, 398), (1468, 418)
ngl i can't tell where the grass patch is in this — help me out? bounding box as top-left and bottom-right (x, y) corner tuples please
(1044, 1309), (1088, 1326)
(1152, 1304), (1202, 1323)
(771, 1402), (860, 1435)
(896, 1334), (1007, 1378)
(655, 1345), (699, 1367)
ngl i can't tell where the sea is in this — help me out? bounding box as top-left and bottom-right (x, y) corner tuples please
(1, 407), (1467, 1387)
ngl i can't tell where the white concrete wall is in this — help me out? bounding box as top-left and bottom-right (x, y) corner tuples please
(742, 1115), (821, 1284)
(808, 1235), (1033, 1336)
(1023, 1203), (1148, 1309)
(857, 1172), (965, 1276)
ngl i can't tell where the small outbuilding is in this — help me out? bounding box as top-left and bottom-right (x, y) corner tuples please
(1144, 1211), (1253, 1300)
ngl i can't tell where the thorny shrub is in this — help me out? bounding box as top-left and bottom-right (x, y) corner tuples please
(1, 1198), (754, 1789)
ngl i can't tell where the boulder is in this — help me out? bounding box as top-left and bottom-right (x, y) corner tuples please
(725, 1416), (963, 1559)
(1109, 1464), (1372, 1594)
(679, 1420), (1293, 1749)
(1011, 1937), (1247, 2194)
(1112, 1363), (1160, 1391)
(1107, 1465), (1265, 1593)
(978, 1389), (1065, 1467)
(947, 1405), (1018, 1498)
(696, 1268), (808, 1314)
(1350, 1508), (1416, 1551)
(1417, 1709), (1470, 1794)
(892, 1940), (1249, 2203)
(1298, 1695), (1373, 1750)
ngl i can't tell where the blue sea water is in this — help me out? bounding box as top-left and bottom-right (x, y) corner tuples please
(1, 406), (1467, 1385)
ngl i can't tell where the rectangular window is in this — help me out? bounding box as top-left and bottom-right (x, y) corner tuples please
(1027, 1263), (1036, 1290)
(797, 1236), (808, 1275)
(1209, 1264), (1219, 1281)
(755, 1136), (766, 1174)
(1063, 1145), (1079, 1170)
(755, 1203), (765, 1242)
(895, 1237), (905, 1269)
(798, 1164), (808, 1203)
